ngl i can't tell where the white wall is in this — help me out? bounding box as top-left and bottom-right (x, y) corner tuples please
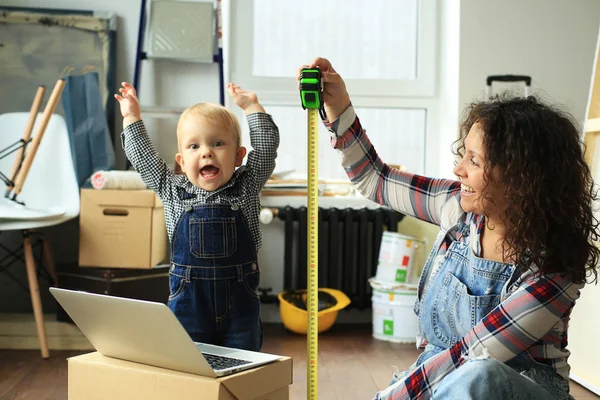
(436, 0), (461, 179)
(459, 0), (600, 125)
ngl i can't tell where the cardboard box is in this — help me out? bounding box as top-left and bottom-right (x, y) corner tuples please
(68, 352), (292, 400)
(79, 189), (168, 269)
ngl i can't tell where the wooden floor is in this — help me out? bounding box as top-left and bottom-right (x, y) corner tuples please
(0, 324), (597, 400)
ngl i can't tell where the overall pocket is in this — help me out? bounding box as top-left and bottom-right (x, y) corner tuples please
(189, 217), (237, 258)
(229, 270), (261, 319)
(432, 271), (501, 346)
(168, 272), (187, 301)
(422, 240), (514, 348)
(242, 270), (261, 299)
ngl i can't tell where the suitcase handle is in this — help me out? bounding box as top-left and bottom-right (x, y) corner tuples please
(486, 75), (532, 86)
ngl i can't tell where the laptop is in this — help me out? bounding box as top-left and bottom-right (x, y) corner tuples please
(49, 287), (283, 377)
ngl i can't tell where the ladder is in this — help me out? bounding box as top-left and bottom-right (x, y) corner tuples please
(583, 29), (600, 168)
(132, 0), (225, 113)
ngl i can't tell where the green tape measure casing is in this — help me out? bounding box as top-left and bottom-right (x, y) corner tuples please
(299, 69), (323, 110)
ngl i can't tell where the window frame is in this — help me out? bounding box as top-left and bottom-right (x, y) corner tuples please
(228, 0), (438, 102)
(225, 0), (442, 178)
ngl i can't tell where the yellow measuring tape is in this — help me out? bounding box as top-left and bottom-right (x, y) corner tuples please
(306, 107), (319, 400)
(299, 67), (323, 399)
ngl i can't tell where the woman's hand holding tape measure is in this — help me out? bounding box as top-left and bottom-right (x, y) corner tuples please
(297, 57), (351, 122)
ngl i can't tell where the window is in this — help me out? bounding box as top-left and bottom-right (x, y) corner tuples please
(227, 0), (438, 180)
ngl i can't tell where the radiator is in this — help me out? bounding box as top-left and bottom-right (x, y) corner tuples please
(275, 206), (404, 310)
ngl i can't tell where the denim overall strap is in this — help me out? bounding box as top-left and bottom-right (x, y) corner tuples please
(414, 214), (472, 318)
(167, 203), (262, 351)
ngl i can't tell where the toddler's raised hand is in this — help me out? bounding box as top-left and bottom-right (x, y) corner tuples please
(114, 82), (141, 120)
(227, 83), (264, 114)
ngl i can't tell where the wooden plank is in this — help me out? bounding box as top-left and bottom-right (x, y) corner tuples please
(571, 26), (600, 398)
(585, 117), (600, 133)
(584, 130), (600, 168)
(589, 45), (600, 119)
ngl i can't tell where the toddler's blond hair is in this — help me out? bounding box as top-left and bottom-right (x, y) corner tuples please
(177, 103), (242, 147)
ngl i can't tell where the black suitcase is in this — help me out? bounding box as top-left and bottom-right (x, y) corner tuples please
(485, 75), (532, 98)
(55, 263), (169, 323)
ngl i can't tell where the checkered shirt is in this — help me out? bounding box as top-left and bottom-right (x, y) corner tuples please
(121, 113), (279, 250)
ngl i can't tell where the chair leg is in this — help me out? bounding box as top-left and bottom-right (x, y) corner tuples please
(40, 235), (58, 286)
(23, 236), (49, 359)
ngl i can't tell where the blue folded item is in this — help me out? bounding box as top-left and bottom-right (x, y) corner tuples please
(62, 72), (116, 187)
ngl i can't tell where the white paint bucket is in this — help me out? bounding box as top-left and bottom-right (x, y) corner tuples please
(376, 232), (425, 285)
(370, 279), (418, 343)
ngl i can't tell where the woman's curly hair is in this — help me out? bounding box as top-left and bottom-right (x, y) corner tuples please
(455, 94), (600, 284)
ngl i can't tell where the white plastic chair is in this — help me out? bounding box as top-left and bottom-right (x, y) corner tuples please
(0, 112), (79, 358)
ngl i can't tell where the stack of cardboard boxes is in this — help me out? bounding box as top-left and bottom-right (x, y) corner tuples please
(57, 189), (170, 323)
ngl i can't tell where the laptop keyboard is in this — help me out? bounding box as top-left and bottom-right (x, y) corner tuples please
(202, 353), (252, 370)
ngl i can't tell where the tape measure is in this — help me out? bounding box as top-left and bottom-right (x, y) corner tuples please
(299, 68), (323, 400)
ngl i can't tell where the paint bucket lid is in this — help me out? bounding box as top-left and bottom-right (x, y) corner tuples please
(369, 277), (418, 292)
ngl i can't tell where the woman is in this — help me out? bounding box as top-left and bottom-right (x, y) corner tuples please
(298, 58), (600, 399)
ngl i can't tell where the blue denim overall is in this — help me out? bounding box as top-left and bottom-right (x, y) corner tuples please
(381, 215), (572, 400)
(167, 203), (262, 351)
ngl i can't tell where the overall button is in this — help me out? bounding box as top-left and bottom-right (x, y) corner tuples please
(252, 263), (257, 270)
(231, 204), (239, 211)
(185, 205), (193, 212)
